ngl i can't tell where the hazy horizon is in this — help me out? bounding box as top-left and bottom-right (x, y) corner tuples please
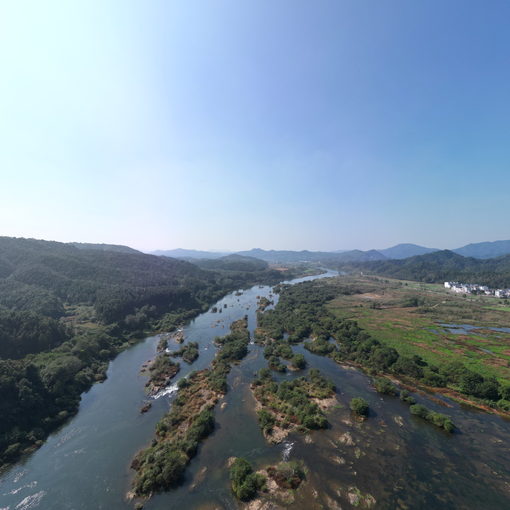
(4, 233), (510, 255)
(1, 1), (509, 252)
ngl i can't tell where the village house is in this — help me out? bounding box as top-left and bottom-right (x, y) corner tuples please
(445, 282), (510, 298)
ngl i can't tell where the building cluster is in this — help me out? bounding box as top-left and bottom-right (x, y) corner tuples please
(444, 281), (510, 298)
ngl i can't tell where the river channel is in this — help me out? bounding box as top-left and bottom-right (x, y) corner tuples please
(1, 270), (510, 509)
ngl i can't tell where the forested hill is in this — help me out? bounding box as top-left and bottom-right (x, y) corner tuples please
(190, 254), (269, 272)
(340, 250), (510, 288)
(0, 236), (222, 324)
(69, 242), (140, 253)
(0, 236), (293, 468)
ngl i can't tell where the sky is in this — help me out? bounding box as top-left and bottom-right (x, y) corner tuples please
(1, 1), (509, 252)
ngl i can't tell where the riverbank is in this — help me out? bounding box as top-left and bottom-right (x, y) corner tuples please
(258, 276), (510, 418)
(5, 268), (510, 510)
(0, 271), (340, 510)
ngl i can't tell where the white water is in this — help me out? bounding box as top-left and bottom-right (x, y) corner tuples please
(281, 441), (294, 461)
(152, 382), (179, 400)
(14, 491), (46, 510)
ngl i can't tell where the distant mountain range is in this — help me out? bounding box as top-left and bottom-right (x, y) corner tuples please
(151, 248), (228, 259)
(377, 243), (439, 259)
(234, 248), (387, 264)
(381, 240), (510, 260)
(452, 240), (510, 259)
(151, 248), (388, 264)
(151, 240), (510, 264)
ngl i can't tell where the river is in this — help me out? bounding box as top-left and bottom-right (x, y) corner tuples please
(1, 270), (510, 509)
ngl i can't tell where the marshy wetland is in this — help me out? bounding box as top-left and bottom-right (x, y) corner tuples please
(1, 271), (510, 509)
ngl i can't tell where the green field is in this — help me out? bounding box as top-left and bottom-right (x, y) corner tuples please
(326, 276), (510, 383)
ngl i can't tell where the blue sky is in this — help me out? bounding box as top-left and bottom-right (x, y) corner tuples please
(1, 1), (509, 251)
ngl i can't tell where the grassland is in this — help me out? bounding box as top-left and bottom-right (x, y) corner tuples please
(326, 275), (510, 383)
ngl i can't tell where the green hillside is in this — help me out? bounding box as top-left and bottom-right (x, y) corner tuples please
(190, 254), (269, 272)
(0, 237), (289, 469)
(342, 250), (510, 288)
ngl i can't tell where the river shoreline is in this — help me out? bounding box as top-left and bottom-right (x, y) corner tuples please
(2, 269), (510, 510)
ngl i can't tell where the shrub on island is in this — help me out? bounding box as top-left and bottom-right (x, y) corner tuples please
(350, 397), (369, 417)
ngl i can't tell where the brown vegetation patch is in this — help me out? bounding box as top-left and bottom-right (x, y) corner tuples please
(411, 343), (445, 356)
(357, 293), (384, 300)
(312, 395), (338, 411)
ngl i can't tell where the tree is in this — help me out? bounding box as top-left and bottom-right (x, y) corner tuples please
(350, 397), (369, 417)
(373, 377), (398, 396)
(291, 353), (306, 369)
(257, 409), (275, 432)
(229, 458), (265, 501)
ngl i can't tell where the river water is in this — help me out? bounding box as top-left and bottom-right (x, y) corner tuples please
(1, 270), (510, 509)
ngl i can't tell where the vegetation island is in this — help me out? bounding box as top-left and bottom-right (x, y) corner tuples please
(130, 317), (251, 499)
(252, 367), (336, 443)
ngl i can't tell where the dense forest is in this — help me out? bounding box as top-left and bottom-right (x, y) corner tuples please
(339, 250), (510, 288)
(189, 254), (270, 272)
(0, 237), (294, 469)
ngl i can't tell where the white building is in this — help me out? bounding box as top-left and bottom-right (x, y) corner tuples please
(445, 281), (507, 297)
